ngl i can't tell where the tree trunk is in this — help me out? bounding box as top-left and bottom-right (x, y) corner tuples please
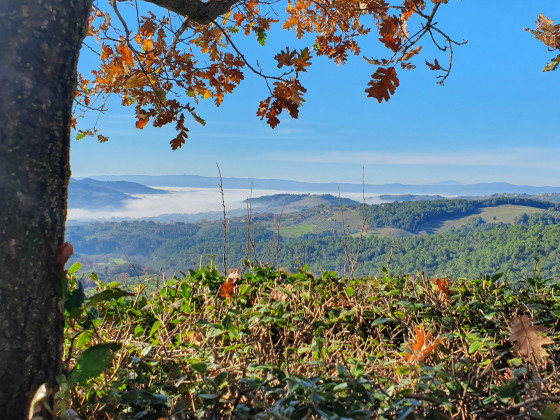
(0, 1), (92, 418)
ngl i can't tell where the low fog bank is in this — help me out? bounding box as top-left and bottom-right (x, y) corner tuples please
(67, 187), (389, 223)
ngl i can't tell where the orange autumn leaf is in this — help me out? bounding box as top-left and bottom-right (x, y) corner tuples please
(218, 269), (240, 299)
(116, 43), (134, 66)
(404, 324), (442, 363)
(378, 15), (401, 52)
(432, 277), (451, 299)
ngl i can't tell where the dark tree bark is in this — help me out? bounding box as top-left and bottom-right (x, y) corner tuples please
(0, 1), (92, 418)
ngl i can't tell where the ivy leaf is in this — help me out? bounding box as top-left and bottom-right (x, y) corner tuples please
(68, 342), (121, 385)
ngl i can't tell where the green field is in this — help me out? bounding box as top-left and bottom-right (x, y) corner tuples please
(272, 205), (555, 238)
(278, 224), (317, 237)
(435, 205), (552, 233)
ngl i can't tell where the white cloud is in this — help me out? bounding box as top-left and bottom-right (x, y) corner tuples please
(269, 147), (560, 169)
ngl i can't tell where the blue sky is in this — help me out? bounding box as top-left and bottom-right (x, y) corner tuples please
(71, 1), (560, 186)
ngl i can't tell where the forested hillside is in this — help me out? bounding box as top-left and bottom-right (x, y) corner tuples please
(67, 197), (560, 282)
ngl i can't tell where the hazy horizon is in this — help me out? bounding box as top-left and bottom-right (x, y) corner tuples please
(72, 1), (560, 187)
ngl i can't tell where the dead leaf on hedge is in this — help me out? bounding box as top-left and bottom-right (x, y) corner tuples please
(218, 269), (240, 299)
(510, 315), (554, 362)
(432, 277), (451, 300)
(404, 324), (442, 364)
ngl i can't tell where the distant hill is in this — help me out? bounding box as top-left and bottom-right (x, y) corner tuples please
(379, 194), (446, 202)
(89, 174), (560, 196)
(74, 178), (166, 195)
(247, 193), (359, 209)
(69, 178), (167, 209)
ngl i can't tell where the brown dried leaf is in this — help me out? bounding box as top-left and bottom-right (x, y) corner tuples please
(363, 57), (391, 66)
(58, 242), (73, 269)
(425, 58), (442, 70)
(378, 15), (401, 52)
(432, 277), (451, 300)
(531, 14), (560, 49)
(275, 48), (297, 68)
(219, 269), (240, 299)
(365, 67), (399, 103)
(510, 315), (554, 362)
(256, 97), (271, 119)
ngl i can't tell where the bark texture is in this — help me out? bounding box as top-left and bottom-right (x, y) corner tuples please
(0, 1), (92, 418)
(142, 0), (242, 24)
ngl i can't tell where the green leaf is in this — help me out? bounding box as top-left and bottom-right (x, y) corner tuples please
(543, 54), (560, 72)
(197, 393), (217, 400)
(333, 382), (348, 392)
(69, 342), (121, 385)
(191, 362), (207, 376)
(255, 28), (266, 46)
(67, 262), (81, 275)
(468, 341), (483, 354)
(149, 320), (162, 337)
(498, 381), (519, 398)
(65, 280), (85, 316)
(372, 318), (390, 326)
(75, 131), (88, 140)
(538, 404), (560, 420)
(213, 371), (228, 387)
(345, 286), (355, 297)
(87, 288), (134, 306)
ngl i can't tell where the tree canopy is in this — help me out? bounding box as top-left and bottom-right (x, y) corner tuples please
(76, 0), (466, 149)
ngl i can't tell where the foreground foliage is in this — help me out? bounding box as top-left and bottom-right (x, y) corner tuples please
(59, 263), (560, 419)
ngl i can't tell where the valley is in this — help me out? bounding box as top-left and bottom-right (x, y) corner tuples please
(66, 186), (560, 284)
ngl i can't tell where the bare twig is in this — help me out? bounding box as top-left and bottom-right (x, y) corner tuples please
(275, 205), (285, 269)
(349, 168), (368, 277)
(216, 163), (227, 276)
(338, 186), (350, 277)
(385, 237), (395, 275)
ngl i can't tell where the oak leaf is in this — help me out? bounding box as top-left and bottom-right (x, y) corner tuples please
(510, 315), (554, 362)
(275, 48), (297, 68)
(425, 58), (442, 70)
(404, 324), (442, 363)
(365, 67), (399, 103)
(256, 97), (271, 119)
(533, 14), (560, 49)
(378, 16), (401, 52)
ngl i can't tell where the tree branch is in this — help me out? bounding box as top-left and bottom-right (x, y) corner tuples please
(139, 0), (242, 25)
